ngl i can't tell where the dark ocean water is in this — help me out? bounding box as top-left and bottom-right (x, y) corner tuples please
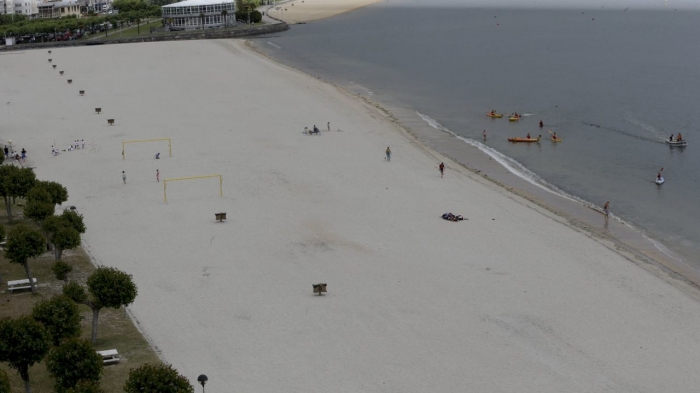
(256, 1), (700, 263)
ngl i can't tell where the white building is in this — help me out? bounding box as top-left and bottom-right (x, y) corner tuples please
(1, 0), (15, 15)
(162, 0), (235, 31)
(37, 0), (81, 18)
(14, 0), (38, 17)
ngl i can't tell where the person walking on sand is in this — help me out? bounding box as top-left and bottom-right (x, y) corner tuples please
(603, 201), (610, 216)
(122, 171), (126, 184)
(156, 169), (160, 182)
(386, 146), (391, 161)
(439, 162), (445, 178)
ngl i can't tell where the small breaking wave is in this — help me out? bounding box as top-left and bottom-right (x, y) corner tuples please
(416, 111), (682, 263)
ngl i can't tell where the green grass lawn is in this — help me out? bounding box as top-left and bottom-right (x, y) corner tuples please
(0, 201), (161, 393)
(99, 19), (163, 40)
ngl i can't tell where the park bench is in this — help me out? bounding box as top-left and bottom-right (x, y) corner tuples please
(107, 119), (114, 125)
(52, 65), (57, 69)
(59, 70), (64, 75)
(96, 349), (120, 364)
(312, 283), (327, 296)
(67, 79), (72, 84)
(215, 212), (227, 222)
(7, 278), (37, 293)
(80, 90), (85, 96)
(95, 108), (101, 114)
(48, 58), (52, 62)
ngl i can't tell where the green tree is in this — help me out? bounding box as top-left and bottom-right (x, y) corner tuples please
(52, 260), (74, 284)
(32, 295), (81, 346)
(4, 225), (45, 293)
(0, 316), (51, 393)
(66, 380), (104, 393)
(124, 363), (193, 393)
(0, 369), (10, 393)
(42, 209), (86, 262)
(0, 149), (4, 165)
(46, 339), (103, 393)
(0, 166), (36, 222)
(63, 267), (137, 344)
(23, 186), (56, 228)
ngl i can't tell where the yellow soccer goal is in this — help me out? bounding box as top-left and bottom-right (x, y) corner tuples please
(163, 174), (223, 203)
(122, 138), (172, 160)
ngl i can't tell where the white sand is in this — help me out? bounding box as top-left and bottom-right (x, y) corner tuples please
(266, 0), (382, 23)
(4, 40), (700, 392)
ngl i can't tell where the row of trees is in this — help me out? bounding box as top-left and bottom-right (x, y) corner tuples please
(0, 305), (192, 393)
(0, 13), (158, 38)
(0, 155), (192, 392)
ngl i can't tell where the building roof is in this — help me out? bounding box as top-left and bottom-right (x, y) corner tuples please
(162, 0), (233, 8)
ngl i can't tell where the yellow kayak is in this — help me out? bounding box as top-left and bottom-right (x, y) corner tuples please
(509, 116), (521, 122)
(551, 138), (562, 143)
(508, 136), (541, 143)
(487, 112), (503, 118)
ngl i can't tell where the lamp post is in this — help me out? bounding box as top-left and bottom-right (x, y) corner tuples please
(197, 374), (208, 393)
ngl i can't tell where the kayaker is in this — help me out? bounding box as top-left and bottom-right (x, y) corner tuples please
(552, 132), (558, 140)
(676, 133), (683, 142)
(539, 120), (543, 128)
(657, 172), (662, 180)
(526, 133), (531, 139)
(670, 134), (674, 142)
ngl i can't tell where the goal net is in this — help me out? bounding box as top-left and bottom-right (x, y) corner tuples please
(122, 138), (172, 160)
(163, 174), (223, 203)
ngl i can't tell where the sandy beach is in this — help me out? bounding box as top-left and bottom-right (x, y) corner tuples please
(266, 0), (382, 23)
(4, 40), (700, 392)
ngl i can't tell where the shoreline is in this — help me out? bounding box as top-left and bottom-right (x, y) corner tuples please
(7, 39), (700, 391)
(265, 0), (383, 24)
(246, 39), (700, 292)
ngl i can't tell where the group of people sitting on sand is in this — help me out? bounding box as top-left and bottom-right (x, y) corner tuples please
(442, 212), (465, 222)
(4, 145), (27, 162)
(305, 125), (321, 135)
(52, 139), (85, 156)
(670, 133), (683, 142)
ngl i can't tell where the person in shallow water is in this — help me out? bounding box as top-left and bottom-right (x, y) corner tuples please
(539, 120), (543, 127)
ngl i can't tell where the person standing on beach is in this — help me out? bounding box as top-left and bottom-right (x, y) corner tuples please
(327, 122), (331, 132)
(156, 169), (160, 182)
(386, 146), (391, 161)
(439, 162), (445, 178)
(603, 201), (610, 216)
(122, 171), (126, 184)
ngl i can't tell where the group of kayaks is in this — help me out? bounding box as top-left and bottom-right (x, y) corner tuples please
(488, 111), (562, 143)
(487, 111), (521, 122)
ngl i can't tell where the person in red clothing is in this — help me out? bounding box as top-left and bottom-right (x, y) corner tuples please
(439, 162), (445, 178)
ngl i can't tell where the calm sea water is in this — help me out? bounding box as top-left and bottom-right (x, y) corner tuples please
(257, 1), (700, 263)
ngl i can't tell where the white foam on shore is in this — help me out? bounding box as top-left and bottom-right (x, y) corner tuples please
(416, 111), (685, 265)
